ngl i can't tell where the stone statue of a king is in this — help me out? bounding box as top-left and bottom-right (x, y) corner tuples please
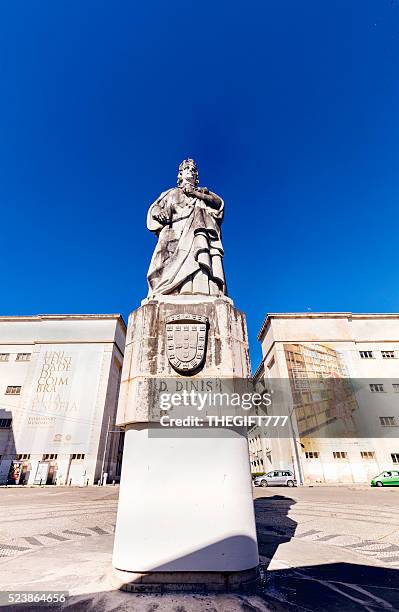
(147, 158), (226, 297)
(112, 157), (259, 592)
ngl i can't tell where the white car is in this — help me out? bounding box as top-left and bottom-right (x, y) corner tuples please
(254, 470), (296, 487)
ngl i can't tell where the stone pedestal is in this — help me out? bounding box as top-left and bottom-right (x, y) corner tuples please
(112, 295), (259, 591)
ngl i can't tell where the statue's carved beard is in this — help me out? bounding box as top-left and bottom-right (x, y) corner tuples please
(180, 177), (195, 187)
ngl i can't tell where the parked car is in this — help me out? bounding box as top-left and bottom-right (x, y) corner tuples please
(370, 470), (399, 487)
(253, 470), (296, 487)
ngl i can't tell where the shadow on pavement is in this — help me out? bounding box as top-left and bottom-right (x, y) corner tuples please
(254, 494), (298, 566)
(265, 562), (399, 610)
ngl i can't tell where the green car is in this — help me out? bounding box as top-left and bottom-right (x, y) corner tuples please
(371, 470), (399, 487)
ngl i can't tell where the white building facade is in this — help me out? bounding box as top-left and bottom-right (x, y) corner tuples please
(250, 313), (399, 484)
(0, 314), (126, 486)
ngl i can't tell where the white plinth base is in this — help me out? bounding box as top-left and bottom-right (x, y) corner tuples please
(112, 425), (259, 577)
(110, 567), (260, 593)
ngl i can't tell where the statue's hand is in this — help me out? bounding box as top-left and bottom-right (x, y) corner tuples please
(182, 185), (197, 198)
(152, 205), (169, 224)
(155, 211), (169, 224)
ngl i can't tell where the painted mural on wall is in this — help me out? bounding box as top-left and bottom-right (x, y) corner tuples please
(283, 343), (358, 436)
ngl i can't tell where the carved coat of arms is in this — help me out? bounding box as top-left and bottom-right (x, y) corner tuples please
(165, 314), (208, 373)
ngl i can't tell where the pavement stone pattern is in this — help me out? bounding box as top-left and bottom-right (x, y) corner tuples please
(3, 491), (398, 568)
(0, 486), (398, 610)
(0, 496), (117, 559)
(254, 497), (399, 567)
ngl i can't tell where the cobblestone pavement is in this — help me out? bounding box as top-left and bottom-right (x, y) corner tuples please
(0, 485), (398, 610)
(254, 492), (399, 567)
(0, 488), (117, 560)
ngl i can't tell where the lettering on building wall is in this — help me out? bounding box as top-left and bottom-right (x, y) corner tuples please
(36, 351), (72, 393)
(17, 345), (103, 452)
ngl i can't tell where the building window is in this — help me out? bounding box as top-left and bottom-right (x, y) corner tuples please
(359, 351), (373, 359)
(16, 454), (30, 461)
(5, 386), (21, 395)
(0, 418), (12, 428)
(305, 451), (320, 459)
(393, 384), (399, 392)
(42, 453), (58, 460)
(381, 350), (395, 359)
(360, 451), (375, 460)
(370, 383), (384, 393)
(379, 416), (397, 427)
(333, 451), (348, 459)
(392, 453), (399, 464)
(15, 353), (31, 362)
(71, 453), (85, 460)
(267, 356), (275, 369)
(0, 353), (10, 362)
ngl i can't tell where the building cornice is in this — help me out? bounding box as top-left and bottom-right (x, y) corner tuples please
(0, 313), (127, 328)
(258, 312), (399, 342)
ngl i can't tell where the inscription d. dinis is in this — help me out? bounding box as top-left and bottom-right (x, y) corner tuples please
(166, 314), (208, 374)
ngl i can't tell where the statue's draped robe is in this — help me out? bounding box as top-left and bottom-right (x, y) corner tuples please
(147, 187), (226, 296)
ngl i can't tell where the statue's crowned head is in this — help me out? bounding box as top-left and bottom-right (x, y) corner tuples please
(177, 158), (199, 187)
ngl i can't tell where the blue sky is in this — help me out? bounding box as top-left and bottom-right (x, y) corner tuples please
(1, 0), (398, 366)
